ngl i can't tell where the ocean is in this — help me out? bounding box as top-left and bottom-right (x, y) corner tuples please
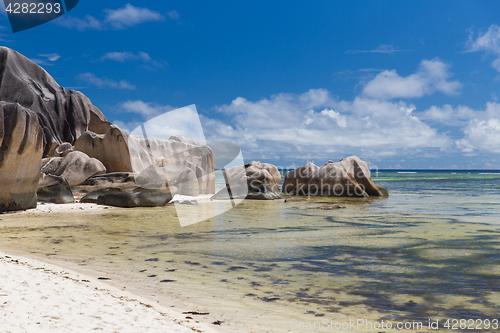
(1, 170), (500, 332)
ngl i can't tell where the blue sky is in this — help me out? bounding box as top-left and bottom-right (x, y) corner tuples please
(2, 1), (500, 169)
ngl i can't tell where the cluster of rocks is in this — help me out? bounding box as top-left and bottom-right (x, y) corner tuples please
(212, 156), (388, 201)
(212, 161), (283, 200)
(0, 47), (215, 212)
(282, 156), (388, 197)
(0, 47), (388, 213)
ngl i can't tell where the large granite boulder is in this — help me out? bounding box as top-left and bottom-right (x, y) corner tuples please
(37, 174), (74, 204)
(212, 161), (282, 200)
(0, 102), (44, 212)
(74, 125), (132, 172)
(74, 126), (215, 196)
(41, 151), (106, 186)
(82, 187), (176, 208)
(72, 172), (137, 201)
(282, 156), (388, 197)
(282, 162), (319, 196)
(0, 47), (106, 156)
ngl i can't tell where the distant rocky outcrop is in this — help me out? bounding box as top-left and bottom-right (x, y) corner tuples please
(0, 102), (44, 212)
(212, 161), (282, 200)
(41, 151), (106, 186)
(0, 47), (106, 157)
(282, 156), (388, 197)
(75, 127), (215, 196)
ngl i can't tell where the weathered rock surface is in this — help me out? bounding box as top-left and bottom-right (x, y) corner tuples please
(41, 151), (106, 186)
(75, 171), (179, 207)
(0, 47), (106, 156)
(81, 187), (176, 207)
(282, 162), (319, 196)
(75, 127), (215, 195)
(74, 125), (132, 172)
(282, 156), (388, 197)
(71, 172), (135, 200)
(54, 142), (74, 157)
(212, 161), (282, 200)
(0, 102), (44, 212)
(37, 174), (74, 204)
(79, 187), (126, 204)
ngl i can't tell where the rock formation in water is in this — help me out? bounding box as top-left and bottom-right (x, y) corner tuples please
(0, 102), (44, 212)
(37, 174), (75, 204)
(282, 156), (388, 197)
(0, 47), (107, 157)
(212, 161), (282, 200)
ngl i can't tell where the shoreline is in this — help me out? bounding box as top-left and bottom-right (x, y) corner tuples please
(0, 248), (223, 333)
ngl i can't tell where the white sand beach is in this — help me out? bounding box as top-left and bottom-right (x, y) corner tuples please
(0, 251), (220, 333)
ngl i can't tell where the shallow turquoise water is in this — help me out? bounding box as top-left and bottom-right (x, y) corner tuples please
(1, 170), (500, 331)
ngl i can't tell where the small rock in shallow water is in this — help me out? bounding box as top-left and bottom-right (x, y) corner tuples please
(311, 204), (346, 210)
(177, 200), (198, 205)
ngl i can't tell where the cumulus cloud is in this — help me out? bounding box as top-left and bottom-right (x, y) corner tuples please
(31, 53), (61, 66)
(362, 58), (461, 100)
(419, 104), (477, 126)
(202, 89), (451, 161)
(456, 118), (500, 154)
(104, 4), (165, 29)
(77, 72), (135, 90)
(345, 44), (411, 54)
(117, 100), (176, 119)
(417, 100), (500, 154)
(56, 15), (104, 30)
(466, 24), (500, 71)
(111, 119), (142, 134)
(56, 4), (165, 31)
(100, 51), (167, 69)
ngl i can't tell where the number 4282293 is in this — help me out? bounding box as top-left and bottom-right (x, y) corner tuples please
(443, 319), (499, 330)
(6, 2), (61, 14)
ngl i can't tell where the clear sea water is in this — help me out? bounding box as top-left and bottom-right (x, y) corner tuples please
(1, 170), (500, 332)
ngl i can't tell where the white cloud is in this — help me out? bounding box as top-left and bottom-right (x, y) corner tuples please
(39, 53), (60, 61)
(78, 72), (135, 90)
(420, 101), (500, 127)
(466, 24), (500, 71)
(362, 58), (461, 100)
(104, 4), (165, 29)
(201, 89), (451, 161)
(117, 100), (176, 119)
(320, 109), (347, 127)
(31, 53), (61, 66)
(112, 120), (142, 134)
(56, 15), (103, 30)
(168, 10), (180, 20)
(56, 4), (165, 31)
(100, 51), (167, 69)
(345, 44), (411, 54)
(456, 118), (500, 154)
(419, 104), (477, 126)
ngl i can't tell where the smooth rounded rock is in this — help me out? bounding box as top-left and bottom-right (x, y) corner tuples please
(41, 151), (106, 186)
(0, 102), (44, 212)
(37, 174), (74, 204)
